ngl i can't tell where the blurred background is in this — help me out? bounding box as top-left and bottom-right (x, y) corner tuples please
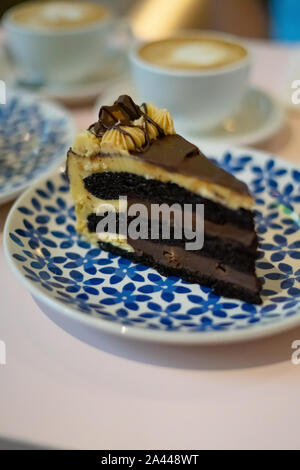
(2, 0), (300, 42)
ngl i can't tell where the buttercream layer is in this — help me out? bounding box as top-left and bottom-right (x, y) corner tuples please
(67, 151), (132, 250)
(67, 143), (253, 211)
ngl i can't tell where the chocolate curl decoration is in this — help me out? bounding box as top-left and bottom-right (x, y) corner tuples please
(90, 95), (165, 150)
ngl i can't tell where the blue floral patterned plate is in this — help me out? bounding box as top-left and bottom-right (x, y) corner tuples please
(4, 143), (300, 344)
(0, 91), (74, 204)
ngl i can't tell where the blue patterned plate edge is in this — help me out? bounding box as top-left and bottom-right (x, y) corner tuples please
(0, 91), (75, 204)
(3, 143), (300, 345)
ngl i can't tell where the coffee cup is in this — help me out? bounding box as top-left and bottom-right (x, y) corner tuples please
(130, 31), (251, 132)
(3, 1), (130, 85)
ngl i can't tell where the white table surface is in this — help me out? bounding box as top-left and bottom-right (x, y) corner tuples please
(1, 40), (300, 450)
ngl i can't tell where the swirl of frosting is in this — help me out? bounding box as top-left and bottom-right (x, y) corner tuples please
(145, 103), (175, 135)
(72, 130), (102, 157)
(133, 116), (159, 141)
(101, 126), (145, 154)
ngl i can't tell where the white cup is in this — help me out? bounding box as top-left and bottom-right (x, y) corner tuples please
(130, 32), (251, 133)
(3, 4), (130, 85)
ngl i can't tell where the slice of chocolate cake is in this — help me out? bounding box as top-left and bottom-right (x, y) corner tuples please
(67, 95), (262, 304)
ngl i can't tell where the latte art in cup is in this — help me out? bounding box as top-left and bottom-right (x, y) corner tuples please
(10, 1), (109, 30)
(130, 32), (250, 132)
(139, 37), (248, 70)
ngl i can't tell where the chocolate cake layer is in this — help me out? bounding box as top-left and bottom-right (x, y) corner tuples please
(97, 240), (262, 305)
(87, 212), (257, 272)
(83, 172), (255, 229)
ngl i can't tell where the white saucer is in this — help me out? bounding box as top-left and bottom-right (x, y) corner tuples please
(95, 79), (285, 147)
(0, 48), (129, 106)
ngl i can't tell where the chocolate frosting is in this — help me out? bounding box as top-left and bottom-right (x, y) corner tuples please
(90, 95), (251, 197)
(131, 134), (250, 196)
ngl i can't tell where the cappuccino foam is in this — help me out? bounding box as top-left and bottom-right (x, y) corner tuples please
(10, 1), (109, 30)
(139, 37), (247, 70)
